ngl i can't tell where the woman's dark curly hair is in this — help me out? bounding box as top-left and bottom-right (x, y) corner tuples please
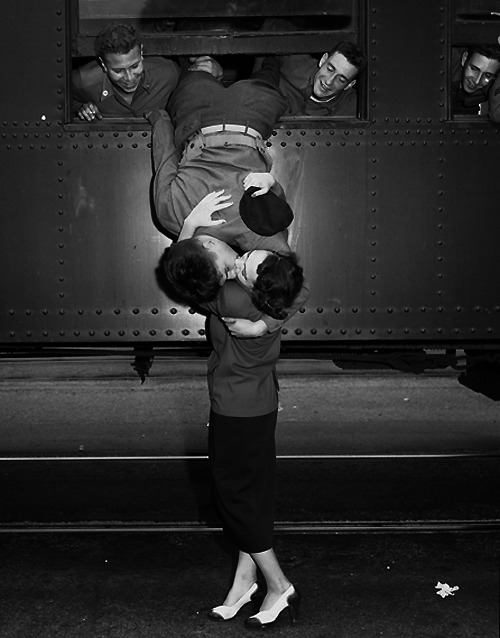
(251, 251), (304, 320)
(155, 239), (222, 308)
(95, 24), (140, 59)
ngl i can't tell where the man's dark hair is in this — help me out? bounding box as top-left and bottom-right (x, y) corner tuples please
(330, 42), (367, 73)
(251, 251), (304, 320)
(467, 44), (500, 65)
(95, 24), (141, 59)
(156, 239), (221, 308)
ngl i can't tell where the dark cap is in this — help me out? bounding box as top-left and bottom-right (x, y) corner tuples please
(239, 187), (294, 237)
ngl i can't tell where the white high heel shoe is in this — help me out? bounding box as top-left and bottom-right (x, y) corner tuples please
(245, 584), (300, 628)
(207, 582), (259, 621)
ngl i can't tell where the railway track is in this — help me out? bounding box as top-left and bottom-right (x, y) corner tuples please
(1, 454), (497, 533)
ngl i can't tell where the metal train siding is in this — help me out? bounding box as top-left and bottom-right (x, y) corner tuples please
(1, 0), (500, 385)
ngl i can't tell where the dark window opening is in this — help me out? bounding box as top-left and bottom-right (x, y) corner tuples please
(67, 0), (365, 126)
(450, 1), (500, 122)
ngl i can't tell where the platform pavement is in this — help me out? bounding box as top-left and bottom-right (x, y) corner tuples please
(0, 530), (498, 638)
(0, 358), (498, 636)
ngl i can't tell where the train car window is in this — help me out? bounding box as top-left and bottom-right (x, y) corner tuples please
(68, 0), (366, 127)
(450, 1), (500, 122)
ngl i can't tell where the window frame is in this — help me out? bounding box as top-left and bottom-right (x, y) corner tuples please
(448, 0), (500, 123)
(66, 0), (368, 129)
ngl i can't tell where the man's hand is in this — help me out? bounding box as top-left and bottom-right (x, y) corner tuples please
(188, 56), (224, 80)
(76, 102), (103, 121)
(178, 190), (232, 240)
(222, 318), (268, 338)
(243, 172), (276, 196)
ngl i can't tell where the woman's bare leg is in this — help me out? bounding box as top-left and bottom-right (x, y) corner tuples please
(249, 548), (292, 611)
(221, 551), (258, 606)
(221, 547), (291, 612)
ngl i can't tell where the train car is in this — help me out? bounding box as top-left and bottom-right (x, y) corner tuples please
(1, 0), (500, 397)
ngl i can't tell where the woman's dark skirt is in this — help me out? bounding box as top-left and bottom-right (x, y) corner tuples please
(208, 410), (278, 554)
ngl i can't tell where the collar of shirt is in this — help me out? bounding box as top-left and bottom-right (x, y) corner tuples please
(308, 85), (342, 106)
(305, 74), (342, 106)
(309, 92), (340, 105)
(99, 68), (149, 102)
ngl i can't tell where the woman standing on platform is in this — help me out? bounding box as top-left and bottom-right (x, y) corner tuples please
(200, 277), (301, 629)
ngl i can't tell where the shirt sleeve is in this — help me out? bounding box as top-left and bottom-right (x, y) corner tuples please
(270, 179), (286, 200)
(71, 68), (88, 112)
(149, 110), (183, 235)
(488, 76), (500, 123)
(275, 55), (316, 92)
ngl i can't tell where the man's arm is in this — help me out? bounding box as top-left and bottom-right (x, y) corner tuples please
(72, 67), (102, 120)
(178, 191), (231, 240)
(146, 109), (184, 235)
(71, 68), (89, 113)
(489, 76), (500, 123)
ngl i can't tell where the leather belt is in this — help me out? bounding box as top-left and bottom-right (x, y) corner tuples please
(200, 124), (262, 139)
(181, 127), (273, 170)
